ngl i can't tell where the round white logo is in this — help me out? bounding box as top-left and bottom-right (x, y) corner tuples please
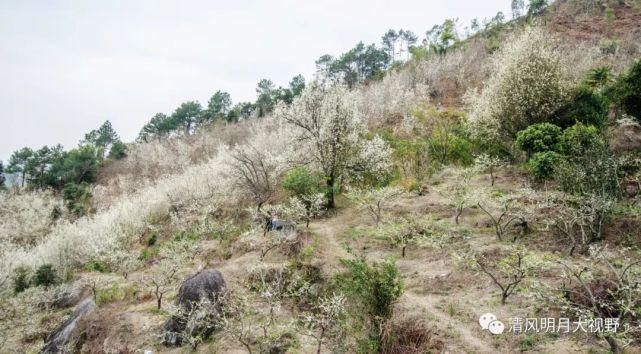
(479, 313), (497, 330)
(479, 313), (504, 335)
(488, 320), (505, 335)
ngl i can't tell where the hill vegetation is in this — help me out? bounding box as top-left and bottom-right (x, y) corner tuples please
(2, 0), (641, 352)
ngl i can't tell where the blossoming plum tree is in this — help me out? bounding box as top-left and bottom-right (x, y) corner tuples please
(276, 83), (391, 208)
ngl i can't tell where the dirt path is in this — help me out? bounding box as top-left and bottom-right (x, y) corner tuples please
(403, 292), (495, 353)
(307, 208), (360, 271)
(308, 198), (497, 353)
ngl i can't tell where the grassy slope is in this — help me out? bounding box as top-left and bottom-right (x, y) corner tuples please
(3, 1), (641, 353)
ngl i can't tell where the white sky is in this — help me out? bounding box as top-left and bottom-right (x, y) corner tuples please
(0, 0), (511, 161)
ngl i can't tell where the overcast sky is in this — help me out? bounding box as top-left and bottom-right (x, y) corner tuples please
(0, 0), (511, 162)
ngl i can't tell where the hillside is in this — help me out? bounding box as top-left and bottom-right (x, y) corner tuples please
(2, 1), (641, 353)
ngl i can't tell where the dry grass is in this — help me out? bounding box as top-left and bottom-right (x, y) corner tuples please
(2, 4), (641, 352)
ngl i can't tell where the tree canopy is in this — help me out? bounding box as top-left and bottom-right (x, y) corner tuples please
(171, 101), (203, 134)
(82, 120), (122, 160)
(205, 91), (233, 122)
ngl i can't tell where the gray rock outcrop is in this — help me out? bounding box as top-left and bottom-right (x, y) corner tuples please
(163, 269), (226, 346)
(41, 298), (96, 353)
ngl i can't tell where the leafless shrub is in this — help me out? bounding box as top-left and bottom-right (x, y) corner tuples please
(346, 187), (403, 226)
(165, 297), (225, 349)
(436, 167), (476, 225)
(301, 293), (347, 354)
(541, 193), (614, 255)
(380, 316), (441, 354)
(229, 143), (280, 212)
(385, 217), (431, 257)
(476, 251), (527, 305)
(553, 248), (641, 353)
(477, 190), (533, 242)
(220, 283), (297, 353)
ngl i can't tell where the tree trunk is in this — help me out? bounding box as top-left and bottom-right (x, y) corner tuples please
(326, 177), (335, 209)
(157, 293), (162, 309)
(305, 205), (312, 228)
(316, 329), (325, 354)
(606, 335), (622, 354)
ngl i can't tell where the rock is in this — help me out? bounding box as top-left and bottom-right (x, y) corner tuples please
(48, 283), (91, 309)
(163, 269), (226, 346)
(623, 180), (640, 198)
(434, 272), (451, 279)
(41, 298), (96, 353)
(609, 120), (641, 153)
(269, 219), (295, 232)
(173, 269), (226, 312)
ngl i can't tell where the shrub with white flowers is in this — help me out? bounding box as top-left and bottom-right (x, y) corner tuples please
(474, 153), (505, 186)
(301, 293), (347, 353)
(353, 68), (430, 128)
(466, 27), (573, 139)
(0, 190), (65, 248)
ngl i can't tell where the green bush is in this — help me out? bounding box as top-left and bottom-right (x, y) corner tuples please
(530, 151), (562, 180)
(173, 229), (198, 242)
(108, 141), (127, 159)
(13, 266), (31, 294)
(205, 220), (238, 243)
(585, 66), (614, 90)
(33, 264), (57, 287)
(618, 153), (641, 176)
(96, 284), (126, 305)
(387, 136), (433, 186)
(336, 256), (403, 319)
(85, 260), (110, 273)
(412, 108), (474, 166)
(430, 135), (474, 166)
(516, 123), (562, 158)
(555, 143), (621, 198)
(62, 182), (92, 215)
(528, 0), (547, 16)
(613, 59), (641, 120)
(45, 145), (100, 189)
(282, 166), (324, 197)
(558, 123), (602, 157)
(556, 86), (609, 128)
(139, 247), (159, 261)
(521, 333), (538, 350)
(146, 232), (157, 246)
(50, 205), (62, 220)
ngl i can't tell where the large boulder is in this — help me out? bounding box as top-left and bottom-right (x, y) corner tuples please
(609, 119), (641, 153)
(163, 269), (226, 346)
(41, 298), (96, 353)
